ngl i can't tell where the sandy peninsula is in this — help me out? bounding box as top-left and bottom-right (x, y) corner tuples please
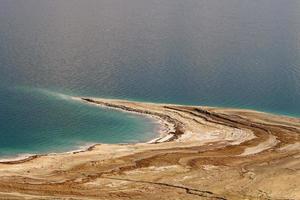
(0, 97), (299, 200)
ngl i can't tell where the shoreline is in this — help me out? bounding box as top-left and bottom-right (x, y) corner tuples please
(0, 97), (174, 164)
(0, 96), (299, 164)
(0, 143), (98, 164)
(0, 97), (299, 199)
(75, 97), (180, 142)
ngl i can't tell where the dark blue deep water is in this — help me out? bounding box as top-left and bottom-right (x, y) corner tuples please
(0, 0), (299, 158)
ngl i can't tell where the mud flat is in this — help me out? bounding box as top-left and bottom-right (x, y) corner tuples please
(0, 97), (299, 200)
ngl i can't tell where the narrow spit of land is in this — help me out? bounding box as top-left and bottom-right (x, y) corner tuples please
(0, 97), (299, 200)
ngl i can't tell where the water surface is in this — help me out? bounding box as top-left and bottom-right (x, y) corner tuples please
(0, 0), (300, 157)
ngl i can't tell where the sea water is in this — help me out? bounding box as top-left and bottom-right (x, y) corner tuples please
(0, 0), (299, 158)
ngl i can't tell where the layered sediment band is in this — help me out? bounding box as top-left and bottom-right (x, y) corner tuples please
(0, 97), (299, 200)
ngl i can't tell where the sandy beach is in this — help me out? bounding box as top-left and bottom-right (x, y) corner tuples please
(0, 97), (299, 200)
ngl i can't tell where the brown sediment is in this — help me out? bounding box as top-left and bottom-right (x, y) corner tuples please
(0, 97), (299, 200)
(0, 155), (42, 165)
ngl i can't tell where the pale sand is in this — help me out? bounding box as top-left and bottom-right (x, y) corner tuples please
(0, 97), (299, 200)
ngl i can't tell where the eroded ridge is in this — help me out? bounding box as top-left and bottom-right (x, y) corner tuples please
(0, 97), (299, 200)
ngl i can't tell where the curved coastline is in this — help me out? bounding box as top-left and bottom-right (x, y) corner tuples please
(0, 97), (173, 164)
(0, 96), (297, 164)
(0, 97), (299, 199)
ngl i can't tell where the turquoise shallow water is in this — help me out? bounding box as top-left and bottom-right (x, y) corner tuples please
(0, 0), (300, 158)
(0, 87), (158, 158)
